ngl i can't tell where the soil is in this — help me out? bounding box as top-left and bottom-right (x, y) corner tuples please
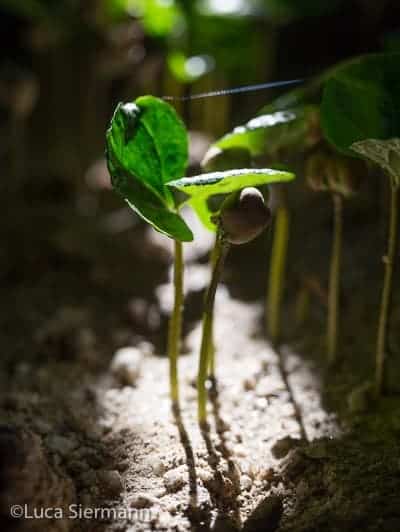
(1, 169), (400, 532)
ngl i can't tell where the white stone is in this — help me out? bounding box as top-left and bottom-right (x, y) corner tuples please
(110, 347), (142, 385)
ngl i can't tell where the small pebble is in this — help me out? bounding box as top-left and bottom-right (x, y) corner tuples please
(241, 474), (252, 491)
(129, 492), (157, 509)
(110, 347), (142, 385)
(152, 458), (166, 476)
(242, 495), (283, 532)
(97, 470), (123, 497)
(46, 434), (78, 457)
(163, 466), (186, 493)
(271, 436), (300, 459)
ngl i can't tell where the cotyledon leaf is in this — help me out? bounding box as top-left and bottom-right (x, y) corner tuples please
(106, 95), (188, 207)
(105, 96), (193, 242)
(167, 168), (295, 231)
(107, 154), (193, 241)
(211, 106), (320, 160)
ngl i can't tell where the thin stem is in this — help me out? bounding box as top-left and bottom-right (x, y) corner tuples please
(198, 233), (230, 424)
(207, 236), (220, 378)
(167, 240), (184, 405)
(267, 195), (290, 345)
(327, 193), (343, 364)
(376, 183), (399, 396)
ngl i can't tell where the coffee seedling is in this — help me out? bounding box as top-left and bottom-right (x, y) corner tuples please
(106, 96), (193, 405)
(168, 168), (295, 423)
(321, 52), (400, 393)
(306, 148), (362, 363)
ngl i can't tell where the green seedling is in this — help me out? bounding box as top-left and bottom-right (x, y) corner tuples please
(204, 105), (320, 345)
(321, 52), (400, 394)
(305, 148), (362, 363)
(168, 168), (295, 424)
(106, 96), (193, 405)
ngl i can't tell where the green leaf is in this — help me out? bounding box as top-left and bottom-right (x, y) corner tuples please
(106, 96), (188, 205)
(213, 105), (320, 159)
(321, 53), (400, 158)
(168, 168), (295, 230)
(107, 152), (193, 241)
(106, 95), (193, 241)
(351, 138), (400, 186)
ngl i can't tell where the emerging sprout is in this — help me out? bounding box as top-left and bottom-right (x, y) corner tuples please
(168, 168), (295, 423)
(106, 96), (193, 407)
(217, 187), (271, 244)
(203, 105), (320, 347)
(197, 187), (271, 424)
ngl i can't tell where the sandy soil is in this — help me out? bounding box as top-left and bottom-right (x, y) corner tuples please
(2, 175), (400, 532)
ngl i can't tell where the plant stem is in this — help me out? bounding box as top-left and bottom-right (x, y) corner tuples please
(207, 236), (220, 378)
(168, 240), (184, 405)
(375, 182), (399, 396)
(198, 233), (230, 424)
(327, 193), (343, 364)
(267, 191), (290, 345)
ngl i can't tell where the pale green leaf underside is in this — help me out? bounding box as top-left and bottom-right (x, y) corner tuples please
(351, 138), (400, 185)
(168, 168), (294, 198)
(168, 168), (295, 232)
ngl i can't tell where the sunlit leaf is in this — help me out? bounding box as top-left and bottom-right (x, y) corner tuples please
(106, 95), (193, 241)
(213, 106), (320, 159)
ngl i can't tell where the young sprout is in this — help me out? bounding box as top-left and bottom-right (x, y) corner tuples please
(202, 105), (320, 346)
(321, 52), (400, 394)
(106, 96), (193, 406)
(305, 148), (361, 363)
(351, 140), (400, 394)
(196, 188), (271, 422)
(168, 168), (295, 424)
(201, 146), (252, 378)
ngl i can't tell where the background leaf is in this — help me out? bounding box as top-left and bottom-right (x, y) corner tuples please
(212, 105), (320, 159)
(321, 53), (400, 156)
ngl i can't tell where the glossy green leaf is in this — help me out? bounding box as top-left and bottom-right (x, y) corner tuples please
(213, 106), (320, 159)
(168, 168), (295, 230)
(106, 95), (193, 241)
(107, 96), (188, 204)
(321, 53), (400, 158)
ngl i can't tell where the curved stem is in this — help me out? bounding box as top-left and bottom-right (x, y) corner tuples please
(198, 233), (230, 424)
(267, 196), (290, 345)
(376, 182), (399, 396)
(168, 240), (184, 405)
(327, 193), (343, 364)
